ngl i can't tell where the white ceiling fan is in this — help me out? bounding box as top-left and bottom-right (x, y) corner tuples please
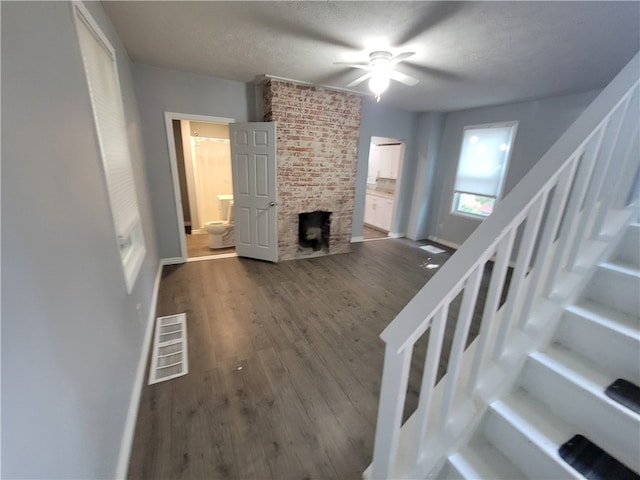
(335, 51), (420, 101)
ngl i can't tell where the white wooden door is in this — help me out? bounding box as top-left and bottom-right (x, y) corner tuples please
(229, 122), (278, 262)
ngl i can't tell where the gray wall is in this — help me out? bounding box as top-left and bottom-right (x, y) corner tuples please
(406, 112), (446, 240)
(132, 63), (256, 259)
(428, 89), (601, 246)
(1, 2), (159, 478)
(354, 97), (418, 238)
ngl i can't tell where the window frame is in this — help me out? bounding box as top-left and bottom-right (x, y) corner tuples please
(450, 121), (518, 220)
(73, 2), (146, 294)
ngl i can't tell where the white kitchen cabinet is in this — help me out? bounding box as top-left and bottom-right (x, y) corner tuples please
(368, 143), (402, 180)
(364, 195), (376, 225)
(364, 193), (394, 232)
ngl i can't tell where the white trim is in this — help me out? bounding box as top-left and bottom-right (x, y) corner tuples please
(163, 112), (236, 263)
(186, 252), (238, 262)
(72, 2), (115, 59)
(115, 262), (162, 479)
(427, 235), (461, 251)
(161, 257), (185, 266)
(180, 120), (200, 234)
(389, 141), (406, 234)
(351, 236), (365, 243)
(450, 208), (488, 221)
(262, 74), (366, 97)
(388, 232), (405, 239)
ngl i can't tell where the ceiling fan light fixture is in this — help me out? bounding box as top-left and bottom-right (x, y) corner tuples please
(368, 71), (390, 102)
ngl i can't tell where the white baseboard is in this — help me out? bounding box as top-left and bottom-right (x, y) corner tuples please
(115, 261), (162, 479)
(427, 235), (461, 250)
(351, 236), (364, 243)
(388, 232), (406, 239)
(161, 256), (185, 266)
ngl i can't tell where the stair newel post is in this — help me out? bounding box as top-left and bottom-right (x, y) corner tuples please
(371, 341), (414, 479)
(410, 306), (449, 467)
(592, 87), (640, 238)
(467, 230), (516, 394)
(440, 267), (484, 427)
(519, 160), (579, 326)
(493, 196), (546, 360)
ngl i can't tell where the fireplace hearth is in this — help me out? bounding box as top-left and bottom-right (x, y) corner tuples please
(298, 211), (331, 252)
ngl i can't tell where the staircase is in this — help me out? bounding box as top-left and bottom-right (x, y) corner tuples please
(441, 222), (640, 479)
(367, 52), (640, 480)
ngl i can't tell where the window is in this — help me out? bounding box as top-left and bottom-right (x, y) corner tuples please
(74, 3), (145, 293)
(452, 121), (518, 218)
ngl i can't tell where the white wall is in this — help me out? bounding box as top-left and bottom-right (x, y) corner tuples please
(1, 1), (159, 478)
(132, 63), (257, 259)
(427, 89), (601, 246)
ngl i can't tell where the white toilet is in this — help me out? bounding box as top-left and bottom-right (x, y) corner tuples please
(204, 197), (234, 249)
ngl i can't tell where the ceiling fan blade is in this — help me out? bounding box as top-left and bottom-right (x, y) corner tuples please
(389, 52), (415, 65)
(346, 72), (373, 88)
(389, 70), (419, 86)
(333, 62), (373, 72)
(404, 62), (462, 82)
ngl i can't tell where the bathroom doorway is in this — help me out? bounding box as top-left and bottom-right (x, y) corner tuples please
(165, 113), (237, 261)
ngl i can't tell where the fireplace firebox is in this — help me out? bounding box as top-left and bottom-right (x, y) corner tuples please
(298, 211), (331, 252)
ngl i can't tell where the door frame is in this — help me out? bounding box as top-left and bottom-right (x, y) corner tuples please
(164, 112), (235, 262)
(362, 135), (406, 238)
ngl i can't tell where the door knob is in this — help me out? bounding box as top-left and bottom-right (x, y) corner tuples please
(269, 201), (276, 207)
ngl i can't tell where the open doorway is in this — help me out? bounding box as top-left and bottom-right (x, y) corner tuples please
(165, 113), (236, 261)
(363, 136), (405, 240)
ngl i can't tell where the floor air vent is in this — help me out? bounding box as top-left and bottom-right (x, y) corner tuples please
(148, 313), (189, 385)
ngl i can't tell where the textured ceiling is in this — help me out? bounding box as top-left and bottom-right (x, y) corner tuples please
(102, 1), (640, 112)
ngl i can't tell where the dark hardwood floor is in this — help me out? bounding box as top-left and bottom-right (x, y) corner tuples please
(128, 238), (491, 480)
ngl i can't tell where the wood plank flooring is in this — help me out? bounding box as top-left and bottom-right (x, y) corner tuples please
(128, 238), (493, 480)
(362, 225), (388, 240)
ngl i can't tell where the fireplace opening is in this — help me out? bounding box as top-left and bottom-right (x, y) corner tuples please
(298, 211), (331, 252)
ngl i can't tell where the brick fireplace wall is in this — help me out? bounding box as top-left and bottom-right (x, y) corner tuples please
(263, 80), (362, 261)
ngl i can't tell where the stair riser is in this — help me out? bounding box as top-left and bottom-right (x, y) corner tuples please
(555, 312), (640, 384)
(520, 358), (640, 472)
(616, 224), (640, 267)
(482, 409), (578, 479)
(584, 267), (640, 316)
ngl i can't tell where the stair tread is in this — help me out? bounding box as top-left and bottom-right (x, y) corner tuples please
(536, 343), (616, 392)
(449, 437), (527, 480)
(600, 259), (640, 277)
(491, 389), (581, 478)
(568, 298), (640, 336)
(534, 343), (640, 418)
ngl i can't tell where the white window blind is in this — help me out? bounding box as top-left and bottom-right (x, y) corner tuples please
(454, 124), (517, 198)
(74, 4), (145, 293)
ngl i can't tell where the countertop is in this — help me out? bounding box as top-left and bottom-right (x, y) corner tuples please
(366, 190), (395, 199)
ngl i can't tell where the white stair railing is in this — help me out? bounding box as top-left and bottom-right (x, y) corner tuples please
(370, 53), (639, 480)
